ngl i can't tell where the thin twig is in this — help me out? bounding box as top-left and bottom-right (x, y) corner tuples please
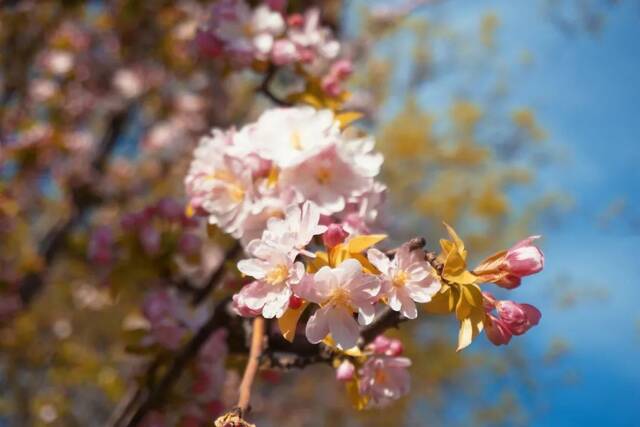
(236, 316), (265, 416)
(257, 65), (291, 107)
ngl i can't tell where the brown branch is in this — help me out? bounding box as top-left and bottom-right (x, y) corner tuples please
(18, 105), (133, 306)
(191, 241), (242, 305)
(257, 65), (291, 107)
(236, 316), (265, 416)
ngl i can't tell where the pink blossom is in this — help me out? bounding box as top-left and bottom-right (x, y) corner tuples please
(295, 259), (381, 349)
(496, 300), (541, 336)
(369, 335), (404, 356)
(335, 360), (356, 381)
(231, 293), (261, 317)
(271, 39), (298, 65)
(503, 235), (544, 277)
(359, 355), (411, 407)
(485, 314), (513, 346)
(178, 233), (201, 257)
(322, 223), (348, 248)
(261, 201), (327, 256)
(236, 241), (304, 318)
(321, 59), (353, 97)
(367, 243), (440, 319)
(139, 224), (161, 256)
(88, 226), (114, 265)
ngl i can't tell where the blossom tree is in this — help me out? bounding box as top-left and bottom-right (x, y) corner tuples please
(0, 1), (552, 426)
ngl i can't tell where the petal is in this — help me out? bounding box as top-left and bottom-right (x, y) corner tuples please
(405, 278), (441, 303)
(328, 307), (360, 349)
(388, 289), (402, 312)
(334, 258), (363, 286)
(305, 306), (331, 343)
(367, 248), (390, 274)
(357, 303), (376, 325)
(237, 258), (270, 279)
(262, 286), (291, 319)
(398, 291), (417, 319)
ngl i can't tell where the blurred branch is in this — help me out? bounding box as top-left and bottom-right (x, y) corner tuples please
(257, 65), (291, 107)
(236, 316), (265, 416)
(18, 105), (133, 306)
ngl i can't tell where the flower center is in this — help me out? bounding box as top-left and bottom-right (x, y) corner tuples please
(290, 131), (303, 150)
(374, 367), (388, 384)
(265, 264), (288, 285)
(392, 270), (409, 287)
(315, 167), (332, 185)
(207, 170), (245, 203)
(326, 288), (353, 311)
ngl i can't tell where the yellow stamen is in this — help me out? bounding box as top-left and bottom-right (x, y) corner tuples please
(392, 270), (409, 287)
(315, 167), (332, 185)
(265, 264), (288, 285)
(325, 288), (354, 311)
(291, 131), (303, 150)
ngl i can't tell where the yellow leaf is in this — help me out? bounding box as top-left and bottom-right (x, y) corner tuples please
(335, 111), (363, 129)
(277, 303), (309, 342)
(346, 379), (369, 410)
(443, 222), (466, 259)
(347, 234), (387, 253)
(424, 285), (457, 314)
(456, 309), (486, 352)
(307, 251), (329, 273)
(473, 249), (507, 276)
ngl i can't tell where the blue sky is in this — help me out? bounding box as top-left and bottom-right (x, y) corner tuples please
(349, 0), (640, 425)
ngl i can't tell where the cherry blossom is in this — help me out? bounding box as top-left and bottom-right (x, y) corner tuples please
(235, 241), (305, 318)
(358, 355), (411, 408)
(295, 259), (381, 349)
(367, 243), (440, 319)
(260, 201), (327, 256)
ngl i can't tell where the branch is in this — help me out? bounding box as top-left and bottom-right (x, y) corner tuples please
(18, 105), (133, 306)
(236, 316), (265, 416)
(257, 65), (291, 107)
(123, 297), (234, 427)
(191, 241), (241, 305)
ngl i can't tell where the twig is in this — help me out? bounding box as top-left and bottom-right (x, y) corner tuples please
(235, 316), (265, 416)
(123, 297), (234, 427)
(18, 105), (133, 306)
(191, 241), (242, 305)
(257, 65), (291, 107)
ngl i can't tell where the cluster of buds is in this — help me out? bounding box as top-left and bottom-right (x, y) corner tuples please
(196, 0), (351, 98)
(482, 292), (541, 346)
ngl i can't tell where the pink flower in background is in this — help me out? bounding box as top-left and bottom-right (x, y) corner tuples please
(236, 241), (304, 318)
(358, 355), (411, 407)
(368, 243), (440, 319)
(321, 59), (353, 97)
(295, 259), (380, 349)
(287, 8), (340, 65)
(369, 335), (404, 357)
(88, 226), (114, 265)
(185, 129), (254, 238)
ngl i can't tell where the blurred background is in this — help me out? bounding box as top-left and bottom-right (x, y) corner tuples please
(0, 0), (638, 426)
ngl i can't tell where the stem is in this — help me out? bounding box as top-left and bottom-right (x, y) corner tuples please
(236, 316), (265, 415)
(257, 65), (291, 107)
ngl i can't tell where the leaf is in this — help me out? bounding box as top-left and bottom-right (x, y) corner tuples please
(346, 379), (369, 410)
(424, 285), (457, 314)
(443, 222), (466, 259)
(456, 308), (486, 352)
(336, 111), (363, 129)
(347, 234), (387, 253)
(473, 249), (507, 275)
(278, 303), (309, 342)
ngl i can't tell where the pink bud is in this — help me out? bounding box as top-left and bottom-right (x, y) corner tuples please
(485, 315), (512, 346)
(503, 236), (544, 277)
(388, 339), (404, 356)
(287, 13), (304, 27)
(496, 300), (541, 336)
(288, 294), (303, 309)
(335, 360), (356, 381)
(494, 273), (522, 290)
(370, 335), (391, 354)
(482, 291), (497, 312)
(323, 223), (348, 248)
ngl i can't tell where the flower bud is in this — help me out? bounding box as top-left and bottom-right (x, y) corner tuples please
(287, 13), (304, 27)
(288, 294), (303, 309)
(503, 236), (544, 277)
(497, 301), (541, 335)
(388, 339), (404, 356)
(370, 335), (391, 354)
(322, 223), (348, 248)
(272, 39), (298, 65)
(485, 315), (513, 346)
(335, 360), (356, 381)
(494, 273), (522, 290)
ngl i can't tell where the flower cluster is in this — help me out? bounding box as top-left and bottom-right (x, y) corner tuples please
(185, 106), (384, 246)
(483, 292), (541, 346)
(196, 0), (350, 96)
(335, 336), (411, 409)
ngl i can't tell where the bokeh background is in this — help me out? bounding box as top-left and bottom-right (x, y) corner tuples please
(1, 0), (638, 426)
